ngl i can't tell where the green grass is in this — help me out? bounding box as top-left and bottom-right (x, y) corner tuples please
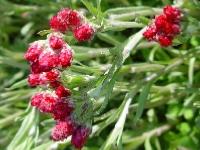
(0, 0), (200, 150)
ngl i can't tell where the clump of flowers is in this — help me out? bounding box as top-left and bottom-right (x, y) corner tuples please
(50, 8), (95, 42)
(25, 7), (94, 149)
(143, 5), (182, 47)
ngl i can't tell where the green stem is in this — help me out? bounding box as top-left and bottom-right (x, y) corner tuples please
(104, 21), (144, 31)
(108, 9), (161, 21)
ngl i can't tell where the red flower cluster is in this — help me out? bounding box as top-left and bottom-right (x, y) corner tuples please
(50, 8), (95, 42)
(143, 5), (182, 47)
(25, 8), (93, 149)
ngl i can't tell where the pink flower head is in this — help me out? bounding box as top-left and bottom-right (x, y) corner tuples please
(38, 51), (59, 70)
(32, 92), (59, 113)
(59, 47), (73, 68)
(157, 35), (172, 47)
(50, 15), (68, 32)
(155, 15), (179, 36)
(24, 41), (44, 63)
(39, 93), (59, 113)
(30, 61), (42, 74)
(67, 10), (81, 28)
(57, 8), (71, 23)
(28, 73), (46, 87)
(73, 24), (95, 42)
(45, 69), (60, 82)
(31, 92), (43, 107)
(155, 15), (168, 30)
(143, 25), (157, 41)
(49, 35), (64, 51)
(55, 85), (71, 98)
(71, 125), (91, 149)
(52, 99), (74, 121)
(51, 118), (75, 141)
(163, 5), (181, 23)
(30, 60), (51, 74)
(57, 8), (81, 28)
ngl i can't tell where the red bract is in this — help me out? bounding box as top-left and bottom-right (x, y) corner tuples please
(45, 69), (60, 82)
(49, 35), (64, 50)
(55, 85), (71, 98)
(51, 118), (75, 141)
(155, 15), (177, 36)
(155, 15), (167, 29)
(57, 8), (71, 23)
(31, 92), (59, 113)
(31, 93), (43, 107)
(39, 52), (59, 69)
(30, 61), (51, 74)
(30, 61), (42, 74)
(73, 24), (94, 42)
(67, 10), (81, 27)
(28, 73), (46, 87)
(71, 126), (90, 149)
(143, 25), (156, 41)
(24, 41), (44, 62)
(50, 15), (68, 32)
(158, 35), (172, 47)
(57, 8), (81, 28)
(163, 5), (181, 23)
(38, 93), (59, 113)
(52, 99), (74, 121)
(59, 48), (73, 68)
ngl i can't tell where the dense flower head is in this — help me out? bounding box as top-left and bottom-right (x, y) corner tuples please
(31, 92), (59, 113)
(45, 69), (60, 82)
(154, 15), (167, 29)
(39, 93), (58, 113)
(30, 60), (52, 74)
(158, 35), (172, 47)
(49, 7), (95, 43)
(49, 35), (64, 50)
(50, 8), (81, 32)
(73, 24), (95, 42)
(143, 5), (182, 47)
(30, 61), (42, 74)
(50, 15), (68, 32)
(38, 51), (59, 69)
(71, 126), (91, 149)
(52, 99), (74, 121)
(143, 25), (157, 41)
(57, 8), (81, 27)
(51, 118), (75, 141)
(24, 41), (44, 62)
(163, 5), (181, 23)
(59, 47), (73, 68)
(28, 73), (45, 87)
(55, 85), (71, 98)
(31, 93), (43, 107)
(67, 10), (81, 28)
